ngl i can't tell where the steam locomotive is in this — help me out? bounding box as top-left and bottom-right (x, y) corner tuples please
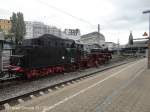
(8, 34), (112, 79)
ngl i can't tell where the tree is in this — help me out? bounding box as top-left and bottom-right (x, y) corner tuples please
(4, 33), (14, 42)
(0, 28), (3, 32)
(10, 13), (17, 35)
(10, 12), (26, 44)
(128, 32), (133, 45)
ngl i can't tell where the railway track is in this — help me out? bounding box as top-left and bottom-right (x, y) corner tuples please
(0, 57), (140, 111)
(0, 56), (118, 88)
(0, 75), (24, 90)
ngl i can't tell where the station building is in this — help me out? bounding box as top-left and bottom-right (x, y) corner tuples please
(79, 32), (105, 48)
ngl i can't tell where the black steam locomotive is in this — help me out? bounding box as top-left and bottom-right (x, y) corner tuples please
(9, 34), (112, 79)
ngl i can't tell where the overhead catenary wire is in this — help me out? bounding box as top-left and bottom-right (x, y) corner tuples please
(35, 0), (97, 27)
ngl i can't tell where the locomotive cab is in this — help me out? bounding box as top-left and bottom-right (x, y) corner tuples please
(10, 55), (24, 66)
(9, 55), (25, 75)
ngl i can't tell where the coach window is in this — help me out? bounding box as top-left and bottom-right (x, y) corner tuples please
(55, 42), (57, 47)
(78, 45), (80, 49)
(37, 40), (41, 45)
(48, 41), (51, 47)
(67, 43), (69, 47)
(61, 43), (64, 47)
(39, 40), (44, 46)
(41, 40), (44, 46)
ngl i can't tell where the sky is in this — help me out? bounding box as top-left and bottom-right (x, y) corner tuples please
(0, 0), (150, 44)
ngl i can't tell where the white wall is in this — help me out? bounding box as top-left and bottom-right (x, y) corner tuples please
(80, 35), (105, 47)
(25, 21), (62, 39)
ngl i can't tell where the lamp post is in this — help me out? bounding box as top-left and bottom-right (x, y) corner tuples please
(117, 32), (120, 55)
(143, 10), (150, 69)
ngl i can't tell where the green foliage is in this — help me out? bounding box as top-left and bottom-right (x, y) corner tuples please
(10, 12), (26, 44)
(0, 27), (3, 32)
(4, 33), (14, 41)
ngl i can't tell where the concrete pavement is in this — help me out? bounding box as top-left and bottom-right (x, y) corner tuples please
(6, 58), (149, 112)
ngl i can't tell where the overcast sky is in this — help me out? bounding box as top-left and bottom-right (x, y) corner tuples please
(0, 0), (150, 44)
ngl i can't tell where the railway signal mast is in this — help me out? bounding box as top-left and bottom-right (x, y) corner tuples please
(143, 10), (150, 69)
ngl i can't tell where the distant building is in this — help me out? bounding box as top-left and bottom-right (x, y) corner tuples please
(128, 32), (133, 45)
(25, 21), (34, 39)
(45, 25), (61, 37)
(0, 19), (11, 34)
(25, 21), (61, 39)
(126, 40), (148, 48)
(32, 21), (45, 38)
(105, 42), (118, 51)
(80, 32), (105, 47)
(62, 29), (81, 40)
(64, 29), (80, 36)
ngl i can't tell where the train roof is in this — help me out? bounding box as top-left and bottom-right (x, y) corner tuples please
(23, 34), (75, 42)
(39, 34), (60, 39)
(22, 34), (75, 47)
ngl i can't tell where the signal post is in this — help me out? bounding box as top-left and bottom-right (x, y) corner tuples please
(143, 10), (150, 69)
(148, 41), (150, 69)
